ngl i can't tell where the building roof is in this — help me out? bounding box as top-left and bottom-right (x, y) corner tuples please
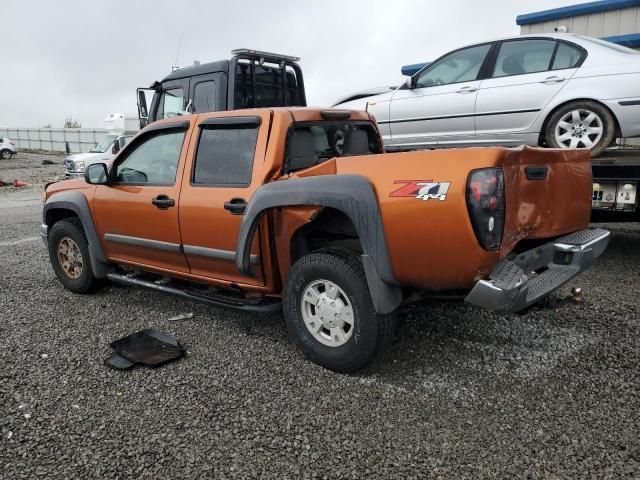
(516, 0), (640, 26)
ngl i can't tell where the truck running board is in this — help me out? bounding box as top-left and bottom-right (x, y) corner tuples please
(465, 228), (610, 313)
(106, 273), (282, 316)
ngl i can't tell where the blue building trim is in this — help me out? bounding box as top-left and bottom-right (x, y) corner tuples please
(602, 32), (640, 47)
(517, 0), (640, 26)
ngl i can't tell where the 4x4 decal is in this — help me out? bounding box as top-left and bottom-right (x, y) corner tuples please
(390, 180), (451, 201)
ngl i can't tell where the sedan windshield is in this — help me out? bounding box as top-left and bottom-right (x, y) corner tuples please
(90, 135), (118, 153)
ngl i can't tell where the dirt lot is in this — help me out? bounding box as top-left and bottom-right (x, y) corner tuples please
(1, 153), (639, 479)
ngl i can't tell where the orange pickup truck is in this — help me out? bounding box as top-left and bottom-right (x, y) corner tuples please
(42, 107), (609, 371)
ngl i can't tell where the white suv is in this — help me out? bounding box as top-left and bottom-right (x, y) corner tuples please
(0, 138), (17, 159)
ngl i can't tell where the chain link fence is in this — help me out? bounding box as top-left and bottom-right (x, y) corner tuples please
(0, 128), (108, 153)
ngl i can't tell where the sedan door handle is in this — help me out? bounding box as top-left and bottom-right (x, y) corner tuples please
(224, 198), (247, 215)
(541, 76), (565, 84)
(151, 195), (175, 210)
(456, 86), (477, 94)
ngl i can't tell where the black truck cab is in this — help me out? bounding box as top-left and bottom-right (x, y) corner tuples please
(137, 49), (306, 128)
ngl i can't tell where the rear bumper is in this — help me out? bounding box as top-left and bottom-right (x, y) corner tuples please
(465, 228), (610, 313)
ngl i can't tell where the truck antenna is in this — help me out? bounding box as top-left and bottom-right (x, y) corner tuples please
(171, 34), (183, 72)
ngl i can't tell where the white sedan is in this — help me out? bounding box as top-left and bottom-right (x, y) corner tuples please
(336, 33), (640, 157)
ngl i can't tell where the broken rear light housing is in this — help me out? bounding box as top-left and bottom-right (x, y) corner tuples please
(466, 168), (505, 250)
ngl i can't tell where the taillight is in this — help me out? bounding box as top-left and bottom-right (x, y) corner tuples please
(466, 168), (505, 250)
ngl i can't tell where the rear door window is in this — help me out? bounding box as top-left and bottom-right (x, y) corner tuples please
(492, 39), (556, 77)
(192, 125), (258, 186)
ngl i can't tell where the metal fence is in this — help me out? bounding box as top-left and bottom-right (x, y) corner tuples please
(0, 128), (108, 153)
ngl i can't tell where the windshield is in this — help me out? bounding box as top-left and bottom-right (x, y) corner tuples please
(284, 121), (382, 173)
(91, 135), (118, 153)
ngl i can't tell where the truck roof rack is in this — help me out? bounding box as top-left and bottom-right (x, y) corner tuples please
(231, 48), (300, 63)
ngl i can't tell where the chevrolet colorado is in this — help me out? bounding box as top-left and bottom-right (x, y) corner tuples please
(42, 108), (609, 371)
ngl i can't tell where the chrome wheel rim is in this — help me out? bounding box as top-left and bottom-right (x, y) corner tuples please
(554, 109), (603, 150)
(57, 237), (83, 279)
(1, 151), (10, 159)
(301, 279), (354, 347)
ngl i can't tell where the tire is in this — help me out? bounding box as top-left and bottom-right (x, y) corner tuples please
(48, 218), (99, 294)
(545, 100), (615, 158)
(283, 249), (395, 373)
(0, 149), (12, 160)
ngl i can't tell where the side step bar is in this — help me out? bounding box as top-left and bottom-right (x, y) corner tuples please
(465, 228), (610, 313)
(106, 273), (282, 316)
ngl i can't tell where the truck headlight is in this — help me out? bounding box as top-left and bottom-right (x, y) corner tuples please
(73, 161), (85, 171)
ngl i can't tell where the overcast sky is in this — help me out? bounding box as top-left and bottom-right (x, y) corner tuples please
(2, 0), (579, 128)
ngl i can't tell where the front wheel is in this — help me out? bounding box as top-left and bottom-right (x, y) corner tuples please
(545, 101), (615, 157)
(0, 149), (12, 160)
(48, 218), (100, 293)
(283, 249), (395, 372)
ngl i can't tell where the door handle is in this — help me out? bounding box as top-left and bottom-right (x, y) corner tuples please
(224, 198), (247, 215)
(151, 195), (175, 210)
(456, 86), (477, 93)
(541, 76), (565, 84)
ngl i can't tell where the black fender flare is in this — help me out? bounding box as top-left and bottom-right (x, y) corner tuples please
(235, 174), (402, 314)
(43, 191), (110, 278)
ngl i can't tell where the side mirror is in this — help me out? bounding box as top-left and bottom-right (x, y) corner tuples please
(111, 141), (120, 155)
(405, 76), (415, 89)
(85, 163), (109, 185)
(137, 89), (149, 119)
(137, 87), (152, 129)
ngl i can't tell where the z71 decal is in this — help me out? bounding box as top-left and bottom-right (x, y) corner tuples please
(390, 180), (451, 201)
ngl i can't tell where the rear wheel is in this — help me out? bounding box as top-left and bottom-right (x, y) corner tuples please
(1, 149), (12, 160)
(545, 101), (615, 157)
(48, 218), (99, 293)
(283, 249), (394, 372)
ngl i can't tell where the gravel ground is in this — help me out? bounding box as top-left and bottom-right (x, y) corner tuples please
(1, 153), (639, 479)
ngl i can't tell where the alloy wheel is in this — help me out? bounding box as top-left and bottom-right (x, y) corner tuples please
(57, 237), (84, 279)
(554, 109), (603, 150)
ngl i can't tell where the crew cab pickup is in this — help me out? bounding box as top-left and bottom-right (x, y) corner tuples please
(42, 108), (610, 372)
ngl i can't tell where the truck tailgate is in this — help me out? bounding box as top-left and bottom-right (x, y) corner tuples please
(500, 146), (592, 257)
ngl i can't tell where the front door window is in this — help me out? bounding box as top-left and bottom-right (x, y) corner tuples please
(115, 130), (185, 185)
(415, 44), (491, 88)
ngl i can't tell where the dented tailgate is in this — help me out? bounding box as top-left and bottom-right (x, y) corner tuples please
(500, 146), (593, 257)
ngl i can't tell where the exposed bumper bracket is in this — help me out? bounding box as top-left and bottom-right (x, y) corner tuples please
(465, 228), (610, 313)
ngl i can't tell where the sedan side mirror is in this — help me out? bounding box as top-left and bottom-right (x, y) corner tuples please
(405, 76), (415, 89)
(85, 163), (109, 185)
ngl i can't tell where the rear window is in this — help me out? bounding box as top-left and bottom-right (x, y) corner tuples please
(234, 59), (301, 108)
(578, 36), (640, 54)
(192, 125), (258, 186)
(284, 121), (382, 173)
